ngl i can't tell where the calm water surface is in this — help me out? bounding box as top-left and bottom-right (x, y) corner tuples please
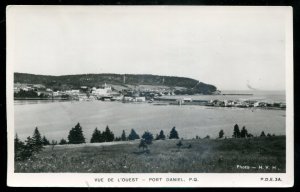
(14, 98), (286, 142)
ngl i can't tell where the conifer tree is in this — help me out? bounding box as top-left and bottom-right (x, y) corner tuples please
(23, 136), (36, 158)
(14, 134), (24, 150)
(121, 130), (127, 141)
(233, 124), (241, 138)
(158, 130), (166, 140)
(260, 131), (266, 137)
(219, 129), (224, 138)
(128, 129), (140, 140)
(169, 126), (179, 139)
(32, 127), (44, 152)
(42, 136), (50, 145)
(102, 125), (114, 142)
(155, 134), (160, 140)
(240, 126), (248, 138)
(14, 134), (25, 161)
(68, 123), (86, 144)
(90, 128), (103, 143)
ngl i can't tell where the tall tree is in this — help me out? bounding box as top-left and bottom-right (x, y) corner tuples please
(102, 125), (114, 142)
(219, 129), (224, 138)
(32, 127), (44, 152)
(233, 124), (241, 138)
(90, 128), (103, 143)
(14, 134), (24, 150)
(121, 130), (127, 141)
(169, 126), (179, 139)
(23, 136), (36, 158)
(240, 126), (248, 138)
(68, 123), (86, 144)
(42, 136), (50, 145)
(260, 131), (266, 137)
(128, 129), (140, 140)
(14, 134), (25, 161)
(156, 130), (166, 140)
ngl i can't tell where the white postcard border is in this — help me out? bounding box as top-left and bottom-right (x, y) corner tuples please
(6, 5), (294, 188)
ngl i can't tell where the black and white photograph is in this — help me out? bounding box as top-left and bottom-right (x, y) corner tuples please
(6, 5), (293, 187)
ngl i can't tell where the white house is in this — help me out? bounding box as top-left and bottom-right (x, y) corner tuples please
(92, 83), (112, 96)
(135, 97), (146, 102)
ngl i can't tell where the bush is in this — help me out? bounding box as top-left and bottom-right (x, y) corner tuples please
(114, 137), (121, 141)
(142, 131), (153, 145)
(128, 129), (140, 140)
(204, 135), (210, 139)
(169, 126), (179, 139)
(176, 140), (183, 148)
(68, 123), (86, 144)
(139, 139), (148, 151)
(17, 134), (44, 161)
(260, 131), (266, 137)
(51, 140), (58, 145)
(59, 138), (68, 145)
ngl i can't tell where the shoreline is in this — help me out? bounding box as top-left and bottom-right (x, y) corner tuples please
(14, 97), (286, 111)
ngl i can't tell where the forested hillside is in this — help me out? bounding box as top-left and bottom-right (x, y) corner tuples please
(14, 73), (217, 94)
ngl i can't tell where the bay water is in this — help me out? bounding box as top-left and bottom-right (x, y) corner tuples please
(14, 90), (286, 142)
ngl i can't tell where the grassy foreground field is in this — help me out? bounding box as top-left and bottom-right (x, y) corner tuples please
(15, 136), (285, 173)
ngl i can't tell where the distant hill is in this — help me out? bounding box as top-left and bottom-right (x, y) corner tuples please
(14, 73), (217, 94)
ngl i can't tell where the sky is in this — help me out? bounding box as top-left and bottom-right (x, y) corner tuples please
(7, 6), (291, 91)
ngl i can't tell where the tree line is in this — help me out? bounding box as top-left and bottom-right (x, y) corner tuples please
(216, 124), (276, 139)
(15, 122), (277, 161)
(14, 123), (180, 161)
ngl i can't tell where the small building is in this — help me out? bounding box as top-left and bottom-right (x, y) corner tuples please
(123, 96), (134, 102)
(33, 84), (46, 89)
(135, 97), (146, 102)
(280, 103), (286, 108)
(183, 98), (192, 102)
(53, 91), (61, 97)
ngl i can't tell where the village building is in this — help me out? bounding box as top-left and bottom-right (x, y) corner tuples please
(92, 83), (112, 96)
